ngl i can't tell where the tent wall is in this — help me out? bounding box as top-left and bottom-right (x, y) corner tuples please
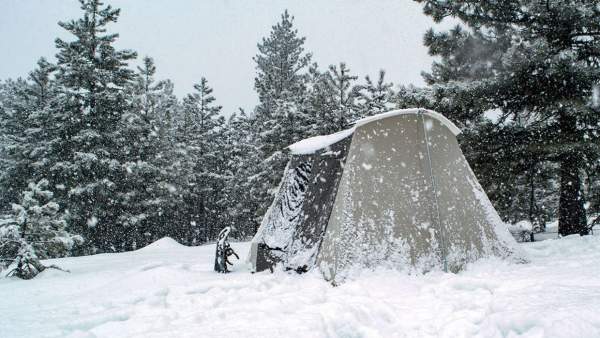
(285, 137), (352, 270)
(317, 112), (516, 282)
(317, 113), (441, 281)
(249, 137), (351, 272)
(249, 108), (519, 280)
(423, 114), (516, 268)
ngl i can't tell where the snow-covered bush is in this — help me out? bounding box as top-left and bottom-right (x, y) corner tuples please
(13, 179), (83, 258)
(0, 221), (44, 279)
(0, 179), (82, 279)
(508, 220), (534, 242)
(509, 220), (533, 233)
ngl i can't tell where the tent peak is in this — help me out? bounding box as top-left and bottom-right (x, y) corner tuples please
(288, 108), (461, 155)
(353, 108), (461, 135)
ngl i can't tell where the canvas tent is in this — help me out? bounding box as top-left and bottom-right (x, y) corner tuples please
(248, 108), (519, 282)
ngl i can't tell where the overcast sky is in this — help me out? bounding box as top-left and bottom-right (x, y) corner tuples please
(1, 0), (451, 114)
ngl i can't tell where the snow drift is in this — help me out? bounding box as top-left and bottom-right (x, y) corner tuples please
(1, 235), (599, 337)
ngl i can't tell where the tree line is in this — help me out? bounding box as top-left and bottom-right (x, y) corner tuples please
(1, 0), (598, 278)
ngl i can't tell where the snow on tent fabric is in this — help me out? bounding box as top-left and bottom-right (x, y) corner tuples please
(248, 108), (521, 283)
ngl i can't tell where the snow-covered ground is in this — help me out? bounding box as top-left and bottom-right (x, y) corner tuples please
(2, 234), (600, 338)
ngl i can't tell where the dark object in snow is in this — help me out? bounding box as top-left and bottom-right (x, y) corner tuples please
(214, 227), (238, 273)
(511, 230), (535, 243)
(588, 215), (600, 235)
(6, 255), (46, 280)
(252, 243), (283, 273)
(5, 255), (70, 280)
(249, 109), (520, 283)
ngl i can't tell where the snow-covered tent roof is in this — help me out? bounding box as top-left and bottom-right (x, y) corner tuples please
(289, 108), (461, 155)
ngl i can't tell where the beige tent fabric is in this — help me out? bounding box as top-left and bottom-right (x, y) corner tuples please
(317, 110), (517, 282)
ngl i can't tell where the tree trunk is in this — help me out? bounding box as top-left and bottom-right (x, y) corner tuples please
(558, 113), (588, 236)
(528, 162), (536, 225)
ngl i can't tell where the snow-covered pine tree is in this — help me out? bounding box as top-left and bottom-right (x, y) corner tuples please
(0, 58), (57, 213)
(113, 56), (174, 250)
(144, 78), (182, 243)
(175, 78), (226, 244)
(253, 10), (312, 155)
(128, 57), (179, 138)
(304, 62), (361, 138)
(250, 10), (313, 227)
(212, 117), (236, 239)
(153, 79), (179, 146)
(416, 0), (600, 235)
(27, 58), (57, 109)
(459, 120), (559, 227)
(355, 70), (394, 118)
(394, 84), (435, 110)
(303, 63), (335, 137)
(50, 0), (137, 252)
(0, 78), (34, 211)
(318, 62), (360, 133)
(220, 110), (264, 238)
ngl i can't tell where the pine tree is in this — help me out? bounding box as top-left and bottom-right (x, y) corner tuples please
(319, 62), (360, 133)
(0, 58), (57, 212)
(0, 79), (33, 210)
(303, 62), (361, 137)
(50, 0), (137, 252)
(221, 110), (264, 238)
(394, 84), (435, 110)
(112, 56), (175, 250)
(250, 10), (313, 228)
(459, 120), (559, 227)
(253, 10), (312, 155)
(27, 58), (57, 108)
(175, 78), (225, 244)
(304, 63), (334, 136)
(128, 57), (178, 140)
(416, 0), (600, 235)
(356, 70), (394, 118)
